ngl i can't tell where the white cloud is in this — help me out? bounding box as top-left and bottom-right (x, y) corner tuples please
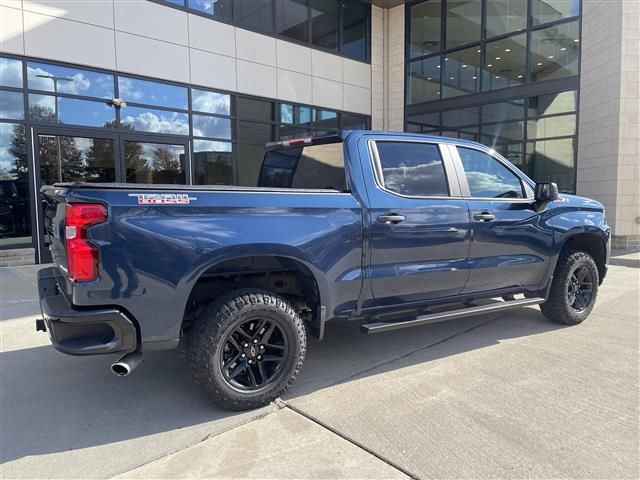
(25, 63), (113, 98)
(27, 65), (91, 95)
(465, 171), (521, 196)
(122, 110), (189, 135)
(383, 161), (449, 196)
(27, 94), (55, 111)
(139, 143), (184, 165)
(117, 77), (145, 102)
(192, 114), (230, 138)
(193, 139), (232, 153)
(0, 58), (23, 88)
(192, 90), (230, 115)
(0, 90), (24, 119)
(192, 0), (214, 13)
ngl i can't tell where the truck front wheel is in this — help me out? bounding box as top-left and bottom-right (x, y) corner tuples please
(540, 250), (599, 325)
(187, 289), (307, 411)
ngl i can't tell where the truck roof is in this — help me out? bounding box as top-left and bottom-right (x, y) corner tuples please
(265, 129), (491, 152)
(344, 130), (493, 151)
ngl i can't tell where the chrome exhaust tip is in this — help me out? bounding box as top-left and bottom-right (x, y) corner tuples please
(111, 351), (144, 377)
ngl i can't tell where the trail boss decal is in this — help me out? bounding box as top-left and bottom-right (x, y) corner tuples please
(129, 193), (197, 205)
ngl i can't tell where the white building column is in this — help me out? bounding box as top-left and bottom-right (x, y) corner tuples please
(577, 0), (640, 248)
(371, 3), (405, 131)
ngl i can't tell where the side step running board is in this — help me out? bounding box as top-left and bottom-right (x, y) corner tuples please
(361, 297), (545, 334)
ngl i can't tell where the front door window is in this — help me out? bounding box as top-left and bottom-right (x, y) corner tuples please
(457, 147), (524, 198)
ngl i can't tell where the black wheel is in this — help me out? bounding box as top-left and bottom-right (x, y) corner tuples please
(541, 250), (599, 325)
(187, 289), (306, 411)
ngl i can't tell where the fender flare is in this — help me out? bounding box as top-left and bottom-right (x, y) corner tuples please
(176, 244), (331, 339)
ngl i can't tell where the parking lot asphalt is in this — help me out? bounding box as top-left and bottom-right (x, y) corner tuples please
(1, 254), (638, 479)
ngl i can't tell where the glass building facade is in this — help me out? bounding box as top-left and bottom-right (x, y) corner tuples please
(405, 0), (581, 193)
(0, 55), (369, 254)
(156, 0), (371, 61)
(6, 0), (620, 261)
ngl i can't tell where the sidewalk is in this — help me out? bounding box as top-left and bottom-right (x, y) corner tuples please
(115, 407), (408, 479)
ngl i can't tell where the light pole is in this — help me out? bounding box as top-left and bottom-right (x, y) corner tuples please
(36, 74), (73, 121)
(36, 74), (73, 181)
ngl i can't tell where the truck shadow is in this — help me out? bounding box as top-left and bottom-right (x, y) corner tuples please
(609, 256), (640, 269)
(288, 307), (565, 398)
(1, 307), (563, 466)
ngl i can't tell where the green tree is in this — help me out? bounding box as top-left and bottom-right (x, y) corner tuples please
(83, 138), (115, 182)
(8, 124), (28, 179)
(36, 134), (83, 185)
(9, 105), (84, 185)
(152, 147), (183, 184)
(124, 141), (148, 183)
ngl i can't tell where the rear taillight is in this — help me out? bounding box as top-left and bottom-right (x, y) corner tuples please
(65, 203), (107, 282)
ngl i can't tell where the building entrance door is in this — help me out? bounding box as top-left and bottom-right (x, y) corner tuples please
(33, 127), (120, 262)
(33, 127), (190, 262)
(119, 135), (190, 185)
(36, 131), (119, 185)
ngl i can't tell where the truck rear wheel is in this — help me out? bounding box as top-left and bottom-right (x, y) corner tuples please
(187, 289), (306, 411)
(540, 250), (599, 325)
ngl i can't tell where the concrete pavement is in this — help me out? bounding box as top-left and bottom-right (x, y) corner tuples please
(115, 408), (408, 479)
(0, 265), (277, 479)
(1, 254), (638, 479)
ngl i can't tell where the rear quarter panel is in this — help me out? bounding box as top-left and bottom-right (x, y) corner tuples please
(64, 188), (363, 348)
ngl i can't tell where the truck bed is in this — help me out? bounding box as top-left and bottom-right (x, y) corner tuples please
(48, 182), (342, 194)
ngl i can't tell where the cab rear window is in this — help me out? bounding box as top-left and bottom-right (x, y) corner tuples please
(258, 143), (347, 191)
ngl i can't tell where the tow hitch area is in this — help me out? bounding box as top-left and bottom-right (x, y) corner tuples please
(35, 318), (47, 332)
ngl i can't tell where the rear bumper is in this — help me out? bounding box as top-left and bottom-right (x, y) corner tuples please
(38, 267), (137, 355)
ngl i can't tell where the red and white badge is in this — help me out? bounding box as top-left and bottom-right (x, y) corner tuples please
(128, 193), (197, 205)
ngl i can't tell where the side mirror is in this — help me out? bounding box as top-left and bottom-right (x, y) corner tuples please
(535, 182), (559, 202)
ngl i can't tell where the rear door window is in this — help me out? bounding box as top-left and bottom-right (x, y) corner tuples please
(375, 141), (449, 197)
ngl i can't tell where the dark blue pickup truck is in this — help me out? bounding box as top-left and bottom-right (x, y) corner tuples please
(38, 130), (610, 410)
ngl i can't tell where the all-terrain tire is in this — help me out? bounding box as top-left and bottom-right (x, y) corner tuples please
(187, 289), (307, 411)
(540, 250), (599, 325)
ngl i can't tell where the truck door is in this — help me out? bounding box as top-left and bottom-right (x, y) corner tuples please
(365, 139), (471, 307)
(450, 145), (552, 293)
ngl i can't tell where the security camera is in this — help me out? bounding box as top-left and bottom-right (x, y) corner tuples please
(111, 98), (127, 108)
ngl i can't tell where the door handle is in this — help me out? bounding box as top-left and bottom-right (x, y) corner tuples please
(377, 214), (406, 224)
(473, 212), (496, 222)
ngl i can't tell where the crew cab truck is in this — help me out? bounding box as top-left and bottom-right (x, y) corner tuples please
(38, 131), (610, 411)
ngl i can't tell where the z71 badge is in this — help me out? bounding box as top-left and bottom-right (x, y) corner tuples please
(129, 193), (197, 205)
